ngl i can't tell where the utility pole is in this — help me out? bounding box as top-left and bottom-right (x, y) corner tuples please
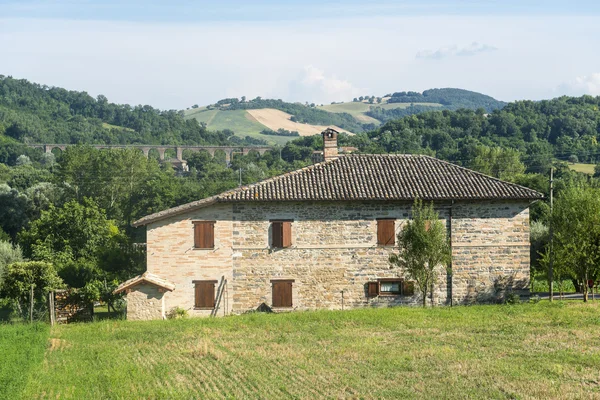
(549, 166), (554, 302)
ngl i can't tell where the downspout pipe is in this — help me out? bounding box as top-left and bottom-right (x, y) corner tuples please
(449, 200), (454, 307)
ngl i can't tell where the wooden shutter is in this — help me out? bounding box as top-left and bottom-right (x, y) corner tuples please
(194, 281), (216, 308)
(282, 221), (292, 248)
(367, 282), (379, 297)
(272, 280), (293, 307)
(272, 222), (283, 248)
(403, 281), (415, 296)
(194, 221), (214, 249)
(377, 219), (395, 246)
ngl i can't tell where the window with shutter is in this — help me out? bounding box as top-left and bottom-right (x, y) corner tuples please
(193, 221), (215, 249)
(271, 280), (293, 307)
(271, 220), (292, 248)
(377, 219), (395, 246)
(379, 279), (402, 295)
(193, 280), (217, 309)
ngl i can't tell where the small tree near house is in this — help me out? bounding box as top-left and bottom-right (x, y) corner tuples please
(389, 199), (451, 307)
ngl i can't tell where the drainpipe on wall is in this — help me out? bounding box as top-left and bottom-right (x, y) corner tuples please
(449, 200), (454, 307)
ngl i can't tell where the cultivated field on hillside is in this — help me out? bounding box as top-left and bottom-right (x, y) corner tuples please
(569, 163), (596, 175)
(319, 101), (443, 124)
(246, 108), (352, 136)
(8, 303), (600, 399)
(183, 108), (290, 145)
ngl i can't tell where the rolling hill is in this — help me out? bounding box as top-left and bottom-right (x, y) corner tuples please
(184, 88), (506, 144)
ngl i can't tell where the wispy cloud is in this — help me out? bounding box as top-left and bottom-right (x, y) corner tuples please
(557, 72), (600, 96)
(287, 65), (362, 104)
(416, 42), (497, 60)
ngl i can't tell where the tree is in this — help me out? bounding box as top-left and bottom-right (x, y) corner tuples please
(18, 198), (122, 288)
(389, 199), (451, 306)
(0, 261), (63, 317)
(550, 185), (600, 301)
(0, 241), (24, 287)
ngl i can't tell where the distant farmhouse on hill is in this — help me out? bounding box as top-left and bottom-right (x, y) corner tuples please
(116, 128), (542, 320)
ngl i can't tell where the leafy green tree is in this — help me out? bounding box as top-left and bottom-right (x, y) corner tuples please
(550, 185), (600, 301)
(0, 241), (24, 287)
(0, 261), (63, 317)
(469, 146), (525, 181)
(18, 198), (121, 287)
(389, 199), (451, 307)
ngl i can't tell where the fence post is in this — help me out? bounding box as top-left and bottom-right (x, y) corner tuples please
(30, 284), (34, 323)
(48, 291), (55, 326)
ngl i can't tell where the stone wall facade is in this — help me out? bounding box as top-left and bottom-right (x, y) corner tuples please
(126, 283), (166, 321)
(131, 199), (531, 319)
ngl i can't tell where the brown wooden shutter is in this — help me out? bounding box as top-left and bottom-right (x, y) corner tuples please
(272, 222), (283, 248)
(194, 283), (202, 308)
(377, 219), (395, 246)
(367, 282), (379, 297)
(272, 280), (293, 307)
(194, 281), (216, 308)
(282, 221), (292, 248)
(194, 222), (215, 249)
(403, 281), (415, 296)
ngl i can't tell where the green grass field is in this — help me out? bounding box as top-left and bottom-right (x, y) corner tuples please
(569, 163), (596, 175)
(0, 323), (49, 400)
(183, 109), (291, 146)
(4, 303), (599, 399)
(318, 101), (443, 125)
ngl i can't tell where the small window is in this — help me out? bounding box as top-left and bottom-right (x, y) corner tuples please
(271, 220), (292, 248)
(193, 221), (215, 249)
(367, 279), (415, 297)
(377, 219), (395, 246)
(271, 279), (293, 308)
(379, 280), (401, 295)
(194, 280), (217, 309)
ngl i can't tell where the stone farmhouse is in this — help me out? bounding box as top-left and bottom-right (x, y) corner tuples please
(115, 128), (543, 320)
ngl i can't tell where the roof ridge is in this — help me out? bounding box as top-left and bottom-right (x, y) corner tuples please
(419, 154), (540, 195)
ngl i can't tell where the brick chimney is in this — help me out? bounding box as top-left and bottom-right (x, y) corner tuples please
(321, 128), (339, 161)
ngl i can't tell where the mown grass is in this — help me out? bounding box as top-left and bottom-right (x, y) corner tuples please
(0, 323), (49, 400)
(183, 108), (291, 145)
(14, 303), (600, 399)
(569, 163), (596, 175)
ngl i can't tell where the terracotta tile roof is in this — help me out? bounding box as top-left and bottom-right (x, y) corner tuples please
(133, 154), (542, 226)
(219, 154), (542, 202)
(113, 272), (176, 294)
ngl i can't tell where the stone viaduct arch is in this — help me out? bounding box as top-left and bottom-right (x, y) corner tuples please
(26, 144), (273, 168)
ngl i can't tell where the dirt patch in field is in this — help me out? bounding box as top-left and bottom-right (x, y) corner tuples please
(48, 338), (68, 351)
(246, 109), (353, 136)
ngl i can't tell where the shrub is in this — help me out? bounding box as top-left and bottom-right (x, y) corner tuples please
(167, 306), (188, 319)
(505, 292), (521, 305)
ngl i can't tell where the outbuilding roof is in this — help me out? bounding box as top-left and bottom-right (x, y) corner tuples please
(113, 272), (176, 294)
(133, 153), (542, 227)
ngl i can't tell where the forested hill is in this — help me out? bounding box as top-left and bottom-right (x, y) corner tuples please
(387, 88), (506, 110)
(364, 88), (506, 123)
(0, 75), (258, 146)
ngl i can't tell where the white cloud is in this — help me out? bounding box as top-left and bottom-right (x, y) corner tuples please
(416, 42), (497, 60)
(558, 72), (600, 96)
(287, 65), (362, 104)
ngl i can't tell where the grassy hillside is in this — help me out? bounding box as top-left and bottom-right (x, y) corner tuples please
(183, 107), (351, 145)
(9, 303), (600, 399)
(569, 163), (596, 175)
(319, 101), (443, 124)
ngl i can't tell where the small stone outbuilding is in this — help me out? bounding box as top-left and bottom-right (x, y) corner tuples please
(114, 272), (175, 320)
(120, 128), (543, 320)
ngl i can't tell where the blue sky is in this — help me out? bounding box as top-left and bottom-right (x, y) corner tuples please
(1, 1), (599, 108)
